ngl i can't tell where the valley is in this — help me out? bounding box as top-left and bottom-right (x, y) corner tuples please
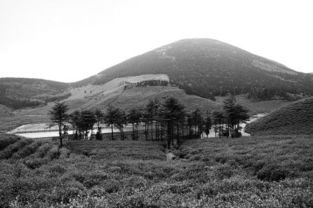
(1, 38), (313, 208)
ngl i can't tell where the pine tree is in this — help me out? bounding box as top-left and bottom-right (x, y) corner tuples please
(49, 102), (69, 147)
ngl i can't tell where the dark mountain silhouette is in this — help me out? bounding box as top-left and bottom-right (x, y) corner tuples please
(246, 97), (313, 135)
(76, 39), (313, 100)
(0, 78), (69, 109)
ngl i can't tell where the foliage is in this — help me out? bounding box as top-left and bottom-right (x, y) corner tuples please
(49, 102), (69, 147)
(1, 135), (313, 208)
(75, 39), (313, 101)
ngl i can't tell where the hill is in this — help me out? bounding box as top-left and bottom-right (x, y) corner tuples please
(246, 97), (313, 135)
(76, 38), (313, 100)
(0, 78), (69, 109)
(63, 74), (218, 113)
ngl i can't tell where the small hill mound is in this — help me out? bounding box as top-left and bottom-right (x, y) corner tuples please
(246, 97), (313, 135)
(0, 78), (69, 109)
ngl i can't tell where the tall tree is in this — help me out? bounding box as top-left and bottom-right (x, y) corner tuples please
(204, 111), (212, 137)
(114, 109), (126, 140)
(223, 95), (249, 137)
(79, 110), (96, 140)
(160, 97), (185, 148)
(191, 108), (203, 137)
(146, 99), (160, 141)
(127, 108), (142, 140)
(49, 102), (69, 147)
(69, 110), (81, 140)
(94, 109), (104, 140)
(212, 110), (225, 138)
(104, 105), (119, 140)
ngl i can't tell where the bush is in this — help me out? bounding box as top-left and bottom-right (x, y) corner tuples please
(0, 139), (33, 159)
(0, 134), (20, 151)
(11, 142), (42, 159)
(257, 165), (292, 181)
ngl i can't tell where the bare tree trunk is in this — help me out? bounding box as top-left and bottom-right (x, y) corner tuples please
(58, 123), (63, 147)
(111, 125), (114, 140)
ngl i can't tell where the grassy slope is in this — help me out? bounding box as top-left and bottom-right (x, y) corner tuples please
(215, 95), (290, 115)
(0, 78), (69, 109)
(246, 97), (313, 135)
(1, 135), (313, 207)
(77, 39), (313, 99)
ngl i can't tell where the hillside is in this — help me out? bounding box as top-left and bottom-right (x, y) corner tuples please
(246, 97), (313, 135)
(0, 78), (69, 109)
(64, 74), (218, 113)
(76, 38), (313, 100)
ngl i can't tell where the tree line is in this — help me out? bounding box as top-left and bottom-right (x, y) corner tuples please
(50, 95), (249, 148)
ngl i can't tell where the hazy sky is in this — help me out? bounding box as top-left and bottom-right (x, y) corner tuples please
(1, 0), (312, 82)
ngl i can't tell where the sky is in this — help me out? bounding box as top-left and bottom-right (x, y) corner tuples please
(0, 0), (312, 83)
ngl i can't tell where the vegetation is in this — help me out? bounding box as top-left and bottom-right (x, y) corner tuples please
(0, 78), (69, 109)
(0, 134), (313, 207)
(49, 102), (69, 147)
(246, 97), (313, 135)
(75, 39), (313, 101)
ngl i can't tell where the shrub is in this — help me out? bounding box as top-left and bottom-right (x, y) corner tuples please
(0, 134), (20, 151)
(0, 139), (33, 159)
(11, 142), (42, 159)
(257, 165), (291, 181)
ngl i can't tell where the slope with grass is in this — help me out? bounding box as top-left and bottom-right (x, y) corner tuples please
(0, 78), (69, 109)
(246, 97), (313, 135)
(77, 38), (313, 100)
(1, 134), (313, 207)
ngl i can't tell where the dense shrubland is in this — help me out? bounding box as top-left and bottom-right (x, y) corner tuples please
(1, 134), (313, 207)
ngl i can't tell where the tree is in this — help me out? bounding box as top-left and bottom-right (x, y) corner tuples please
(145, 99), (160, 141)
(79, 110), (96, 140)
(223, 95), (249, 137)
(204, 111), (212, 137)
(212, 110), (225, 137)
(49, 102), (69, 147)
(160, 97), (185, 148)
(69, 110), (81, 140)
(191, 108), (203, 137)
(127, 108), (142, 140)
(94, 109), (104, 140)
(114, 109), (126, 140)
(104, 105), (125, 140)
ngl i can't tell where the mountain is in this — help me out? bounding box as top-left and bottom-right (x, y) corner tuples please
(76, 38), (313, 100)
(0, 78), (70, 109)
(245, 97), (313, 135)
(1, 38), (312, 131)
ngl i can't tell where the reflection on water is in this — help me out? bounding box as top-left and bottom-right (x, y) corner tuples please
(202, 113), (266, 138)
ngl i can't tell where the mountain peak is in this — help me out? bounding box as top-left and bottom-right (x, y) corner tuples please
(75, 38), (312, 101)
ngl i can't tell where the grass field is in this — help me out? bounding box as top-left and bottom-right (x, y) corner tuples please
(1, 134), (313, 208)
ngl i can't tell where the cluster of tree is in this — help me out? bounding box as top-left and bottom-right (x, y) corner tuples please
(49, 95), (249, 148)
(212, 95), (250, 138)
(135, 80), (169, 87)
